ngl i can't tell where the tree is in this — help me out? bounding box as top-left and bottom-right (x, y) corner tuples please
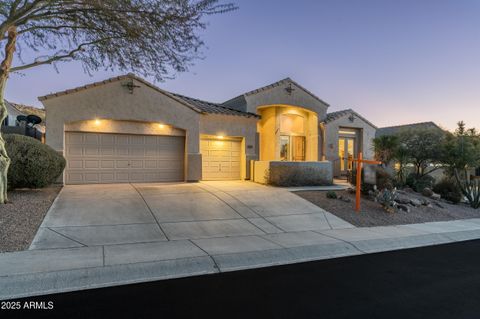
(0, 0), (235, 203)
(372, 135), (399, 165)
(397, 127), (446, 177)
(443, 122), (480, 208)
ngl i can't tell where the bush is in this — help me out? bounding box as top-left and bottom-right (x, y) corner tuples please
(405, 173), (435, 192)
(326, 191), (337, 199)
(267, 165), (332, 187)
(5, 134), (66, 189)
(376, 167), (395, 190)
(433, 178), (463, 204)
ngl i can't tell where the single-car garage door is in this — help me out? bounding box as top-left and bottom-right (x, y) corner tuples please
(201, 138), (241, 180)
(65, 132), (185, 184)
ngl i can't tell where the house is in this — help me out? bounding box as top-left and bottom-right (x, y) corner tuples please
(1, 100), (45, 141)
(376, 121), (443, 137)
(40, 74), (377, 184)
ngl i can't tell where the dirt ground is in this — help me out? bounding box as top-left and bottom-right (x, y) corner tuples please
(296, 190), (480, 227)
(0, 186), (61, 252)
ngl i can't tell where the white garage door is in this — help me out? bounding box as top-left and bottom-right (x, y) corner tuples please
(65, 132), (185, 184)
(201, 138), (241, 180)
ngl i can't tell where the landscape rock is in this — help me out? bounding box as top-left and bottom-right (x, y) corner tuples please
(431, 193), (441, 200)
(422, 188), (434, 197)
(395, 195), (411, 205)
(403, 187), (415, 193)
(422, 199), (431, 206)
(433, 201), (445, 209)
(397, 204), (410, 213)
(410, 198), (422, 207)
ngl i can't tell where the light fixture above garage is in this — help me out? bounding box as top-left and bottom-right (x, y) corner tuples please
(158, 123), (165, 129)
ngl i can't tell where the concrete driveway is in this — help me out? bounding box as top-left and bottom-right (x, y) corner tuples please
(31, 181), (353, 249)
(7, 181), (480, 299)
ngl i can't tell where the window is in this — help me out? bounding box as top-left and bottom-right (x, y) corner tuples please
(280, 136), (290, 161)
(279, 113), (306, 161)
(280, 135), (305, 161)
(280, 114), (304, 134)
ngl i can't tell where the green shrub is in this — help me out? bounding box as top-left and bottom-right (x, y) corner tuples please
(326, 191), (337, 199)
(406, 173), (435, 192)
(5, 134), (66, 189)
(433, 178), (463, 204)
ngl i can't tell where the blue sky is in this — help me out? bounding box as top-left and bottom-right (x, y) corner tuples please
(6, 0), (480, 130)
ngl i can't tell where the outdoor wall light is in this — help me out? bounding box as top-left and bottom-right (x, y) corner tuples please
(159, 123), (165, 129)
(94, 118), (101, 125)
(217, 135), (224, 139)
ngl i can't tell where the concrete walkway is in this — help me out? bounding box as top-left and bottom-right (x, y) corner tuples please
(2, 182), (480, 300)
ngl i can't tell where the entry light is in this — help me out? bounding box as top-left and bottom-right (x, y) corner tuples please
(159, 124), (165, 129)
(94, 118), (101, 125)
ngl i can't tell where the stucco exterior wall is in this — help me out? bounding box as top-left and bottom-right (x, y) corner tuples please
(244, 82), (328, 118)
(324, 113), (377, 177)
(42, 78), (202, 181)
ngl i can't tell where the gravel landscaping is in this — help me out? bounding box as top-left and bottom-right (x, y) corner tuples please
(0, 186), (61, 252)
(296, 190), (480, 227)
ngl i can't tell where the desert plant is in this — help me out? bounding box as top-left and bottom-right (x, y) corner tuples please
(442, 121), (480, 208)
(376, 188), (398, 213)
(433, 178), (462, 204)
(5, 134), (65, 189)
(454, 170), (480, 208)
(326, 191), (337, 199)
(375, 166), (395, 190)
(406, 173), (435, 193)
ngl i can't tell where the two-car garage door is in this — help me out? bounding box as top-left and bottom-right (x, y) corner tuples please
(64, 132), (185, 184)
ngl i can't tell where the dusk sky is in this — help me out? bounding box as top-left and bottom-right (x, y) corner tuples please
(6, 0), (480, 131)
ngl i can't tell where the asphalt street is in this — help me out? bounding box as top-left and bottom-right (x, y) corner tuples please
(4, 239), (480, 319)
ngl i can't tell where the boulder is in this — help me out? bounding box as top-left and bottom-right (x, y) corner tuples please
(431, 193), (441, 200)
(422, 199), (431, 206)
(395, 195), (411, 205)
(422, 187), (434, 197)
(397, 204), (410, 213)
(410, 198), (422, 207)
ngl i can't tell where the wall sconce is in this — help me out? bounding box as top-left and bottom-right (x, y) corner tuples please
(158, 123), (165, 129)
(94, 118), (101, 125)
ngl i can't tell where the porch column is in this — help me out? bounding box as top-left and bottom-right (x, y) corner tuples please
(319, 122), (327, 161)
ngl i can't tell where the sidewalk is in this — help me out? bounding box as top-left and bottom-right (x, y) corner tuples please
(2, 218), (480, 300)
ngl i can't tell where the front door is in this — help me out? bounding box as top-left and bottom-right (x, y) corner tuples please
(338, 137), (355, 176)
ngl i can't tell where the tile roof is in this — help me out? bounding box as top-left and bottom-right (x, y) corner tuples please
(324, 108), (377, 129)
(170, 93), (259, 118)
(376, 121), (443, 137)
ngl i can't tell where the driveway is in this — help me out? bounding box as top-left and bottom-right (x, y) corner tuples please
(31, 181), (353, 249)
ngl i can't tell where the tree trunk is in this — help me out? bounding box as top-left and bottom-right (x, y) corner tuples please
(0, 26), (17, 204)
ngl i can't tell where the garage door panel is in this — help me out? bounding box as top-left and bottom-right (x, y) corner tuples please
(65, 132), (185, 184)
(201, 138), (241, 181)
